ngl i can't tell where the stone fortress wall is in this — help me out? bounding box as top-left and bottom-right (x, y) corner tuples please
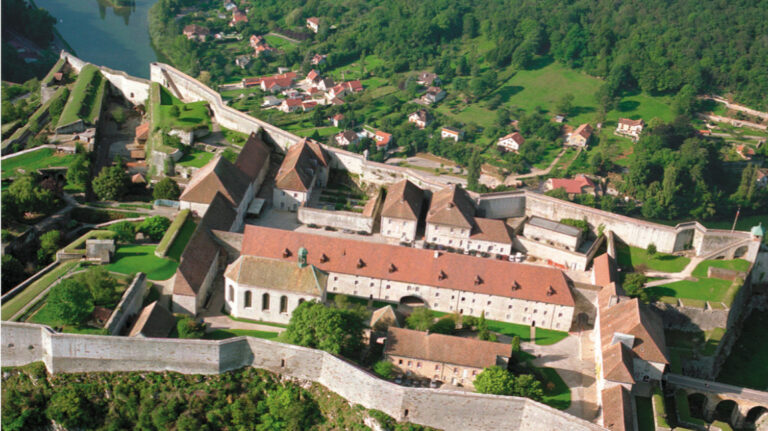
(1, 322), (605, 431)
(60, 51), (150, 107)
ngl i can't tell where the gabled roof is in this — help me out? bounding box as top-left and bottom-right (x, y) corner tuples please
(573, 123), (593, 139)
(470, 217), (513, 244)
(385, 327), (510, 368)
(275, 139), (328, 192)
(374, 130), (392, 147)
(307, 17), (320, 25)
(409, 109), (431, 123)
(602, 342), (635, 384)
(179, 155), (252, 207)
(600, 298), (669, 364)
(307, 69), (320, 82)
(592, 253), (616, 288)
(241, 225), (575, 306)
(225, 255), (326, 296)
(129, 301), (175, 338)
(601, 386), (633, 431)
(381, 179), (424, 221)
(442, 126), (461, 135)
(346, 80), (363, 92)
(426, 86), (444, 95)
(426, 184), (475, 229)
(371, 305), (400, 330)
(548, 174), (595, 194)
(499, 132), (524, 145)
(336, 130), (359, 144)
(618, 118), (644, 127)
(235, 132), (270, 181)
(135, 122), (149, 140)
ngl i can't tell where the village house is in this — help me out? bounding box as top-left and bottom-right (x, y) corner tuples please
(223, 1), (237, 11)
(380, 179), (424, 243)
(736, 145), (756, 160)
(253, 44), (274, 58)
(235, 55), (251, 69)
(497, 132), (525, 152)
(129, 301), (175, 338)
(183, 24), (209, 41)
(318, 77), (335, 91)
(374, 130), (392, 148)
(305, 69), (322, 86)
(328, 80), (363, 100)
(568, 123), (593, 147)
(311, 54), (327, 65)
(260, 72), (296, 93)
(384, 327), (511, 387)
(757, 169), (768, 187)
(273, 138), (329, 211)
(235, 225), (576, 330)
(417, 72), (441, 87)
(229, 10), (248, 26)
(422, 86), (446, 104)
(279, 98), (304, 113)
(306, 17), (320, 33)
(544, 174), (597, 197)
(441, 127), (464, 142)
(334, 130), (360, 147)
(261, 95), (281, 108)
(408, 109), (432, 129)
(330, 113), (345, 127)
(615, 118), (644, 140)
(249, 34), (264, 48)
(134, 122), (149, 145)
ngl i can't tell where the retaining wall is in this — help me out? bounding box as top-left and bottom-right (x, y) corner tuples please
(104, 273), (148, 335)
(1, 322), (605, 431)
(60, 51), (150, 107)
(298, 207), (375, 233)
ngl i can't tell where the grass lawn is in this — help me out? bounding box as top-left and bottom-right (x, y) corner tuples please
(535, 327), (570, 345)
(166, 218), (197, 261)
(615, 243), (690, 273)
(292, 126), (341, 138)
(1, 261), (80, 321)
(263, 34), (295, 49)
(203, 328), (280, 340)
(647, 260), (748, 303)
(105, 244), (178, 281)
(224, 313), (289, 329)
(2, 147), (77, 180)
(717, 311), (768, 389)
(177, 148), (215, 168)
(151, 83), (210, 132)
(486, 319), (569, 345)
(635, 396), (656, 431)
(532, 145), (562, 170)
(57, 64), (106, 127)
(539, 367), (571, 410)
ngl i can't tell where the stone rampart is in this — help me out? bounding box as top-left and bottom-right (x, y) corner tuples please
(1, 322), (605, 431)
(104, 273), (147, 335)
(298, 207), (375, 233)
(60, 51), (150, 107)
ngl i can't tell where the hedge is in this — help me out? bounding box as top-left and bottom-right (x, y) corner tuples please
(71, 207), (141, 224)
(155, 209), (189, 257)
(62, 230), (116, 253)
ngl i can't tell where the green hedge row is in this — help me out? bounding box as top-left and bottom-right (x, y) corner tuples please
(155, 209), (189, 257)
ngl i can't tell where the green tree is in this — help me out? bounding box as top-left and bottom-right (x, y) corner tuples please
(555, 93), (574, 116)
(430, 316), (457, 335)
(2, 254), (25, 289)
(138, 216), (171, 241)
(474, 366), (515, 395)
(169, 105), (180, 118)
(177, 316), (206, 338)
(405, 307), (435, 331)
(646, 243), (657, 256)
(37, 229), (61, 264)
(66, 153), (91, 190)
(284, 301), (365, 357)
(46, 386), (97, 429)
(46, 279), (94, 325)
(373, 360), (395, 379)
(108, 221), (136, 243)
(258, 386), (320, 431)
(511, 336), (521, 360)
(466, 150), (482, 192)
(75, 266), (120, 306)
(513, 374), (544, 401)
(92, 166), (129, 201)
(623, 272), (650, 302)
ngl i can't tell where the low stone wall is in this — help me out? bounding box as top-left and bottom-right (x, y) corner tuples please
(104, 273), (148, 335)
(1, 322), (605, 431)
(708, 267), (746, 282)
(298, 207), (375, 233)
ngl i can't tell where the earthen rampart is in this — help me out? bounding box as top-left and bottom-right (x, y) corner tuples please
(1, 322), (605, 431)
(60, 51), (150, 107)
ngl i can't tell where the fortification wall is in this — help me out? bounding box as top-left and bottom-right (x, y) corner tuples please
(60, 51), (150, 107)
(298, 207), (375, 233)
(1, 322), (604, 431)
(477, 191), (527, 218)
(104, 273), (147, 335)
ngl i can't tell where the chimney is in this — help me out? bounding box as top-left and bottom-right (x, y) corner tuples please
(434, 251), (440, 259)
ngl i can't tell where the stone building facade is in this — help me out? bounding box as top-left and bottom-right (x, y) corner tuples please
(380, 179), (424, 243)
(273, 138), (329, 211)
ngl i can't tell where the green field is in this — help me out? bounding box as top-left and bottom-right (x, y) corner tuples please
(155, 209), (190, 257)
(166, 218), (197, 261)
(177, 147), (215, 167)
(485, 319), (569, 345)
(2, 147), (77, 180)
(0, 261), (80, 321)
(203, 328), (280, 340)
(647, 260), (749, 303)
(539, 367), (571, 410)
(292, 126), (341, 138)
(151, 83), (210, 132)
(105, 244), (178, 281)
(717, 311), (768, 389)
(616, 243), (691, 273)
(263, 34), (295, 49)
(57, 64), (106, 127)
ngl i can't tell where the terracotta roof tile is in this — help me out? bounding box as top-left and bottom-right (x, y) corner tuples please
(574, 123), (593, 139)
(381, 179), (424, 221)
(235, 132), (270, 181)
(385, 327), (510, 369)
(618, 118), (644, 127)
(549, 174), (595, 194)
(179, 155), (252, 207)
(426, 184), (475, 229)
(601, 386), (633, 431)
(129, 301), (175, 337)
(241, 225), (575, 306)
(602, 342), (635, 384)
(135, 122), (149, 140)
(225, 255), (326, 296)
(275, 139), (328, 192)
(470, 217), (513, 244)
(592, 253), (616, 287)
(600, 298), (669, 364)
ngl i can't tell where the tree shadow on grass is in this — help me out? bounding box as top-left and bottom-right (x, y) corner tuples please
(496, 85), (524, 103)
(528, 56), (555, 71)
(618, 100), (641, 112)
(570, 106), (595, 116)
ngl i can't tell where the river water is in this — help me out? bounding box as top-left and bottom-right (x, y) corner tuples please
(35, 0), (160, 78)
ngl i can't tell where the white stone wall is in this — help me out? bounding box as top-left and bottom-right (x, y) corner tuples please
(515, 236), (590, 271)
(425, 223), (471, 249)
(523, 223), (581, 250)
(381, 217), (418, 242)
(179, 200), (210, 217)
(61, 52), (150, 107)
(466, 238), (512, 255)
(273, 188), (309, 211)
(225, 279), (321, 325)
(104, 273), (147, 335)
(172, 249), (219, 316)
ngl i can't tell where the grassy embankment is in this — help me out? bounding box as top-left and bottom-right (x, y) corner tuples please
(56, 64), (107, 128)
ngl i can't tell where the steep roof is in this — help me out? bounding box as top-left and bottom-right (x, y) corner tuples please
(135, 122), (149, 140)
(371, 305), (400, 330)
(574, 123), (593, 139)
(592, 253), (616, 288)
(548, 174), (595, 194)
(426, 184), (475, 229)
(410, 109), (431, 123)
(601, 342), (635, 384)
(381, 179), (424, 221)
(600, 298), (669, 364)
(470, 217), (514, 244)
(499, 132), (524, 145)
(241, 225), (575, 306)
(179, 155), (252, 207)
(385, 327), (510, 368)
(129, 301), (175, 338)
(275, 139), (328, 192)
(618, 118), (644, 127)
(235, 132), (270, 181)
(601, 386), (633, 431)
(225, 255), (326, 296)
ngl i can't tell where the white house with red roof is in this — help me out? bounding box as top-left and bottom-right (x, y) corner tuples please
(441, 127), (464, 142)
(306, 17), (320, 33)
(334, 130), (360, 147)
(311, 53), (327, 65)
(279, 98), (304, 113)
(497, 132), (525, 152)
(615, 118), (644, 140)
(229, 10), (247, 27)
(408, 109), (432, 129)
(544, 174), (597, 197)
(568, 123), (593, 147)
(422, 86), (446, 104)
(330, 113), (345, 127)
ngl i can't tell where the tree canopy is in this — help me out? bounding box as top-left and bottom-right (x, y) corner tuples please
(284, 301), (365, 357)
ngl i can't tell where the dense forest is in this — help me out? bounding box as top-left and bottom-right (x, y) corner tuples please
(1, 0), (59, 82)
(152, 0), (768, 108)
(1, 363), (434, 431)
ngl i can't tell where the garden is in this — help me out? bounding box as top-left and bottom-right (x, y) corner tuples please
(646, 259), (750, 304)
(615, 242), (691, 273)
(150, 82), (211, 132)
(1, 147), (77, 180)
(316, 169), (371, 212)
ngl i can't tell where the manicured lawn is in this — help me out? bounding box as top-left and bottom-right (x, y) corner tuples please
(151, 84), (210, 132)
(615, 243), (690, 273)
(292, 126), (341, 138)
(486, 319), (569, 345)
(635, 396), (656, 431)
(692, 259), (750, 277)
(224, 313), (289, 329)
(1, 261), (80, 321)
(647, 260), (748, 303)
(539, 367), (571, 410)
(535, 327), (570, 346)
(2, 147), (77, 180)
(105, 244), (178, 281)
(204, 329), (280, 340)
(57, 64), (106, 127)
(166, 218), (197, 262)
(717, 311), (768, 390)
(177, 148), (215, 167)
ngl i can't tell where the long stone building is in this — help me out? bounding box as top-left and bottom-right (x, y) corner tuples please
(226, 225), (576, 330)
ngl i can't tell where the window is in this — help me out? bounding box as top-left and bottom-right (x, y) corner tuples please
(293, 193), (298, 198)
(415, 286), (419, 291)
(524, 307), (528, 312)
(543, 311), (547, 315)
(262, 293), (270, 310)
(369, 282), (374, 287)
(487, 300), (491, 305)
(280, 296), (288, 313)
(334, 276), (338, 281)
(399, 359), (403, 365)
(461, 297), (465, 302)
(417, 362), (422, 368)
(435, 365), (440, 371)
(408, 361), (412, 367)
(407, 286), (411, 291)
(228, 285), (234, 302)
(435, 292), (439, 297)
(508, 305), (512, 309)
(385, 295), (389, 300)
(433, 303), (438, 307)
(472, 370), (477, 376)
(355, 280), (359, 285)
(386, 285), (391, 289)
(244, 291), (252, 308)
(534, 309), (538, 314)
(558, 313), (563, 317)
(453, 368), (458, 374)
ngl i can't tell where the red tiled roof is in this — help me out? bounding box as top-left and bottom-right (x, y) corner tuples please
(618, 118), (644, 127)
(592, 253), (616, 288)
(470, 217), (513, 244)
(602, 342), (635, 384)
(600, 298), (669, 364)
(235, 132), (270, 181)
(346, 80), (363, 92)
(307, 17), (320, 25)
(548, 174), (595, 194)
(385, 327), (511, 369)
(375, 130), (392, 147)
(601, 386), (633, 431)
(426, 184), (475, 229)
(135, 122), (149, 140)
(179, 155), (252, 206)
(275, 139), (327, 192)
(241, 225), (575, 306)
(442, 127), (461, 136)
(499, 132), (524, 146)
(574, 123), (593, 139)
(307, 69), (320, 81)
(381, 179), (424, 221)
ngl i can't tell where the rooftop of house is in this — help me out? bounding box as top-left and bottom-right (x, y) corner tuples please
(601, 342), (635, 384)
(135, 122), (149, 140)
(617, 118), (644, 127)
(573, 123), (593, 139)
(526, 216), (581, 238)
(129, 301), (175, 338)
(275, 138), (328, 192)
(601, 385), (633, 431)
(337, 130), (359, 142)
(600, 297), (669, 364)
(178, 155), (252, 206)
(499, 132), (524, 145)
(385, 327), (511, 369)
(371, 305), (401, 330)
(225, 255), (327, 296)
(381, 179), (424, 221)
(426, 184), (475, 229)
(183, 24), (209, 35)
(441, 126), (462, 134)
(470, 217), (514, 244)
(307, 17), (320, 25)
(241, 225), (575, 306)
(410, 109), (431, 122)
(234, 132), (270, 182)
(548, 174), (595, 194)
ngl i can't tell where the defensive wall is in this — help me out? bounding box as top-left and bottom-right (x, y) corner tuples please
(103, 273), (147, 335)
(60, 51), (150, 107)
(1, 322), (605, 431)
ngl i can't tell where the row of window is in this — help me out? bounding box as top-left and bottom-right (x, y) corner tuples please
(236, 289), (303, 313)
(396, 359), (477, 376)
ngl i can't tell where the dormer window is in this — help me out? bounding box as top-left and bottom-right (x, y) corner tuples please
(474, 275), (483, 285)
(547, 286), (556, 296)
(438, 270), (447, 280)
(357, 258), (365, 269)
(320, 253), (329, 263)
(283, 248), (292, 258)
(511, 281), (521, 291)
(389, 263), (397, 273)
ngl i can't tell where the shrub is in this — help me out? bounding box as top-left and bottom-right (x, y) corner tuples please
(138, 216), (171, 241)
(108, 221), (136, 243)
(177, 316), (205, 339)
(152, 177), (181, 200)
(430, 316), (456, 335)
(373, 360), (395, 379)
(46, 279), (94, 325)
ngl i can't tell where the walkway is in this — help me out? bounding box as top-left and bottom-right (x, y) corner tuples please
(666, 373), (768, 405)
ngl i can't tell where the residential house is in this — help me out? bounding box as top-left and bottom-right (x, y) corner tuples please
(224, 1), (237, 11)
(183, 24), (209, 41)
(242, 77), (262, 88)
(497, 132), (525, 152)
(301, 100), (318, 111)
(273, 138), (329, 211)
(249, 34), (265, 48)
(544, 174), (597, 197)
(318, 77), (335, 91)
(736, 145), (756, 160)
(261, 95), (281, 107)
(235, 55), (251, 69)
(253, 44), (274, 58)
(380, 179), (424, 243)
(279, 98), (304, 113)
(229, 10), (248, 26)
(523, 216), (583, 252)
(135, 122), (149, 144)
(417, 72), (441, 87)
(335, 130), (360, 147)
(374, 130), (392, 148)
(615, 118), (644, 140)
(306, 17), (320, 33)
(260, 72), (296, 93)
(385, 327), (511, 387)
(441, 127), (464, 142)
(311, 54), (327, 65)
(330, 113), (345, 127)
(757, 169), (768, 188)
(408, 109), (432, 129)
(422, 86), (446, 104)
(305, 69), (321, 86)
(568, 123), (593, 147)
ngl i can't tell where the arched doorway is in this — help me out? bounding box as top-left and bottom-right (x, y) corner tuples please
(687, 393), (708, 419)
(746, 406), (768, 428)
(733, 245), (748, 259)
(713, 400), (738, 424)
(399, 295), (427, 307)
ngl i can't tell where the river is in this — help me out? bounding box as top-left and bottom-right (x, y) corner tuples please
(35, 0), (160, 79)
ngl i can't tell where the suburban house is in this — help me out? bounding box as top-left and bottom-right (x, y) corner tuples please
(237, 225), (576, 330)
(417, 72), (441, 87)
(615, 118), (644, 140)
(374, 130), (392, 148)
(223, 1), (236, 11)
(262, 95), (281, 107)
(441, 127), (464, 142)
(273, 138), (329, 211)
(249, 34), (264, 48)
(568, 123), (593, 147)
(335, 130), (360, 147)
(230, 10), (248, 26)
(422, 86), (446, 104)
(384, 327), (511, 387)
(279, 98), (304, 113)
(260, 72), (296, 92)
(311, 54), (327, 65)
(306, 17), (320, 33)
(330, 113), (345, 127)
(544, 174), (597, 197)
(736, 145), (757, 160)
(497, 132), (525, 152)
(183, 24), (209, 41)
(380, 179), (424, 243)
(329, 80), (363, 99)
(408, 109), (432, 129)
(318, 77), (335, 91)
(305, 69), (321, 86)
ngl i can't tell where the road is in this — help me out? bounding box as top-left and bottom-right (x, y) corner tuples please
(666, 373), (768, 405)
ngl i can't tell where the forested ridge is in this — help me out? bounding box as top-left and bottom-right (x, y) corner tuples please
(152, 0), (768, 108)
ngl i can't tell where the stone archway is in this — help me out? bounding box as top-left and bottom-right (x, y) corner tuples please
(746, 406), (768, 428)
(733, 245), (749, 259)
(399, 295), (427, 307)
(688, 393), (709, 419)
(713, 399), (739, 425)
